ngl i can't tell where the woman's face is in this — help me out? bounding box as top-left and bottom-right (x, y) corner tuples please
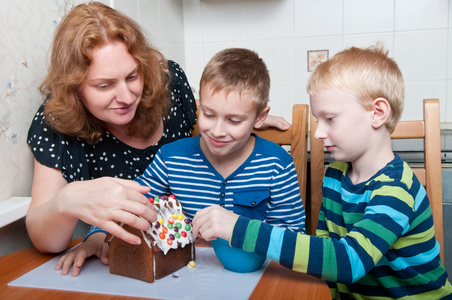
(80, 41), (144, 130)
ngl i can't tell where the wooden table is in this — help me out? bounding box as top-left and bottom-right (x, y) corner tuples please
(0, 239), (331, 299)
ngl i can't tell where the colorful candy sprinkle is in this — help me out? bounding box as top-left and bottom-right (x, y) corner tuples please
(145, 194), (194, 253)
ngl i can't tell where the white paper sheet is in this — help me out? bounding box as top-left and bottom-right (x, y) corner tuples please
(9, 246), (269, 299)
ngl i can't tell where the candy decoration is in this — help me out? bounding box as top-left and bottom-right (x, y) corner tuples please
(143, 194), (194, 255)
(188, 261), (196, 268)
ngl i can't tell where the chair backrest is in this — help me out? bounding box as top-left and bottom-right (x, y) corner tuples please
(192, 104), (309, 215)
(309, 99), (444, 263)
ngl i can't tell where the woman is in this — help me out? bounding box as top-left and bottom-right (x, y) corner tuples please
(27, 2), (289, 275)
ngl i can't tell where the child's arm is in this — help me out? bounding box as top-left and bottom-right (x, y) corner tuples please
(134, 149), (171, 199)
(194, 184), (431, 286)
(313, 204), (330, 238)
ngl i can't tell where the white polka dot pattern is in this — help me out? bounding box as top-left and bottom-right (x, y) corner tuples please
(27, 61), (197, 183)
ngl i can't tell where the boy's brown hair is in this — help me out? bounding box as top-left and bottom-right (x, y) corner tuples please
(307, 44), (404, 133)
(200, 48), (270, 115)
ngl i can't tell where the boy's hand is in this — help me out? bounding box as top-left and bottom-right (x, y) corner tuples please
(192, 205), (239, 242)
(55, 232), (109, 277)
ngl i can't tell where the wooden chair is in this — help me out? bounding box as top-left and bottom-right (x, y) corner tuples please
(309, 98), (444, 263)
(192, 104), (310, 216)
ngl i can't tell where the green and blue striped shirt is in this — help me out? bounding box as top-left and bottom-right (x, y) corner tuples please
(231, 155), (451, 299)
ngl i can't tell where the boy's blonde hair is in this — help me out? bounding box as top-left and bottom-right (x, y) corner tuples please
(307, 44), (404, 133)
(200, 48), (270, 115)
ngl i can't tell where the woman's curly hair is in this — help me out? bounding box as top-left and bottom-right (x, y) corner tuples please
(41, 2), (171, 144)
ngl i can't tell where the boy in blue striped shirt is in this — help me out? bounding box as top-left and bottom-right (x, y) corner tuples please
(192, 45), (452, 299)
(134, 48), (306, 233)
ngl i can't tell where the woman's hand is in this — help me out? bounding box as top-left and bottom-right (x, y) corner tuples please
(55, 233), (109, 276)
(27, 160), (157, 253)
(255, 114), (291, 131)
(61, 177), (156, 245)
(192, 205), (239, 242)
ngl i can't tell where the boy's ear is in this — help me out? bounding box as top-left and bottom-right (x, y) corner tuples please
(371, 97), (391, 129)
(254, 106), (270, 128)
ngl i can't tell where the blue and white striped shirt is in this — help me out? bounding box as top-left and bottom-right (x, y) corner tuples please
(135, 134), (306, 233)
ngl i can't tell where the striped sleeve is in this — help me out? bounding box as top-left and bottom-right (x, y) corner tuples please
(229, 156), (452, 299)
(134, 149), (171, 198)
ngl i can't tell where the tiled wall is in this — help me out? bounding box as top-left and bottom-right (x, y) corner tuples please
(182, 0), (452, 125)
(114, 0), (186, 68)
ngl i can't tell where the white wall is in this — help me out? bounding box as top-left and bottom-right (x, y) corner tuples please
(182, 0), (452, 125)
(0, 0), (95, 202)
(114, 0), (186, 67)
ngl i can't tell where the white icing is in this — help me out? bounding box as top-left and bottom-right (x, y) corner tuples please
(143, 195), (194, 255)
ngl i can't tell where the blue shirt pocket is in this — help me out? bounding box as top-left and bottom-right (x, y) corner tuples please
(232, 189), (270, 220)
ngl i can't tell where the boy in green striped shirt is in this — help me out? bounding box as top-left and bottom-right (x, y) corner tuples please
(193, 44), (452, 299)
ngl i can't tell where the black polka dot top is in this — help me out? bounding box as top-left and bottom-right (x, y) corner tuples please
(27, 61), (197, 182)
